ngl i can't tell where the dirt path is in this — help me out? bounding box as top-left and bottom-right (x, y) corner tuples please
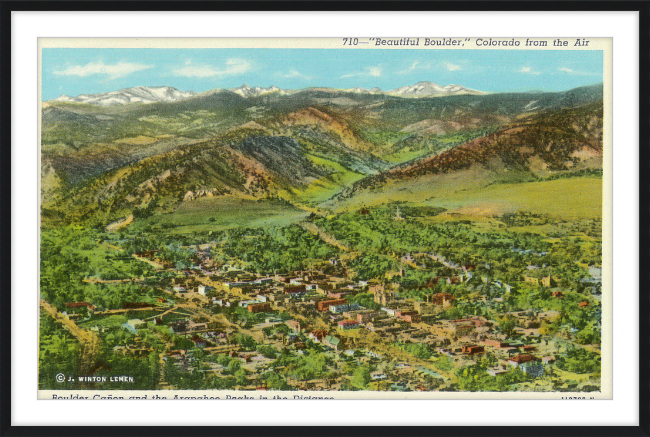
(83, 277), (151, 284)
(132, 254), (165, 269)
(106, 214), (134, 232)
(142, 306), (182, 320)
(176, 303), (239, 331)
(93, 305), (166, 317)
(300, 222), (351, 252)
(40, 299), (99, 373)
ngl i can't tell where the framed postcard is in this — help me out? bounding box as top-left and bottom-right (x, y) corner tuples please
(3, 2), (647, 435)
(36, 35), (613, 400)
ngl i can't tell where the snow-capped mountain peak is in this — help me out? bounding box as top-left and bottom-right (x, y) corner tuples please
(388, 81), (484, 97)
(49, 81), (485, 106)
(51, 86), (196, 106)
(230, 84), (286, 97)
(344, 87), (384, 95)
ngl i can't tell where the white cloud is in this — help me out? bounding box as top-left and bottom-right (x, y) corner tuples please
(398, 61), (421, 74)
(172, 65), (220, 78)
(278, 69), (312, 80)
(400, 60), (461, 74)
(341, 66), (382, 78)
(407, 61), (420, 71)
(172, 58), (252, 78)
(519, 66), (540, 75)
(558, 67), (599, 76)
(53, 61), (153, 79)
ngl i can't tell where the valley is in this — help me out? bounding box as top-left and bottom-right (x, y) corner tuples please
(39, 81), (604, 394)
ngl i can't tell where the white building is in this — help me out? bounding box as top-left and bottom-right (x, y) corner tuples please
(330, 303), (360, 314)
(198, 285), (214, 296)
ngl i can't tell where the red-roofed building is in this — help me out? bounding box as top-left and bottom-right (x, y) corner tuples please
(396, 311), (422, 323)
(64, 302), (96, 311)
(247, 302), (271, 313)
(508, 354), (538, 367)
(285, 285), (307, 297)
(461, 345), (485, 355)
(430, 293), (455, 306)
(318, 299), (347, 312)
(338, 320), (360, 330)
(484, 339), (510, 348)
(190, 336), (206, 348)
(357, 311), (379, 323)
(327, 290), (353, 299)
(308, 330), (328, 343)
(454, 324), (475, 336)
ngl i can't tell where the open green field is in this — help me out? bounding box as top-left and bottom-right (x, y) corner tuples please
(424, 177), (602, 220)
(332, 176), (602, 221)
(381, 148), (432, 164)
(288, 154), (366, 204)
(140, 196), (310, 234)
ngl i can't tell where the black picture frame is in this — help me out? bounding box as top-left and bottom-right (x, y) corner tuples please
(2, 1), (648, 436)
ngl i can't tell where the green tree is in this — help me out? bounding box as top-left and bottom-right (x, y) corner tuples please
(228, 359), (242, 374)
(351, 366), (371, 390)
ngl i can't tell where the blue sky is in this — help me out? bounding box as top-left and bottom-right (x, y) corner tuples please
(42, 48), (603, 100)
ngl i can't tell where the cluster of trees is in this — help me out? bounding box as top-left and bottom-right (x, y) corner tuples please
(556, 347), (601, 375)
(257, 345), (280, 359)
(156, 244), (200, 270)
(348, 254), (397, 281)
(38, 315), (81, 389)
(386, 126), (500, 161)
(313, 209), (599, 291)
(39, 313), (163, 390)
(349, 365), (372, 390)
(347, 293), (381, 310)
(396, 342), (433, 360)
(231, 334), (258, 351)
(454, 363), (530, 392)
(259, 371), (293, 390)
(214, 225), (338, 274)
(40, 227), (156, 310)
(92, 351), (161, 390)
(271, 349), (334, 382)
(132, 198), (159, 219)
(165, 356), (247, 390)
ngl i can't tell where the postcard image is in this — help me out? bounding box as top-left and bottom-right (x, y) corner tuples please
(38, 37), (611, 399)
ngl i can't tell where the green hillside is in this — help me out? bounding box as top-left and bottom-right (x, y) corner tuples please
(41, 84), (604, 229)
(331, 100), (603, 221)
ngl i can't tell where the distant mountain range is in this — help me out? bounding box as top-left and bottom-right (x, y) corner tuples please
(40, 81), (603, 228)
(230, 84), (287, 98)
(49, 81), (486, 106)
(53, 86), (197, 106)
(387, 82), (484, 97)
